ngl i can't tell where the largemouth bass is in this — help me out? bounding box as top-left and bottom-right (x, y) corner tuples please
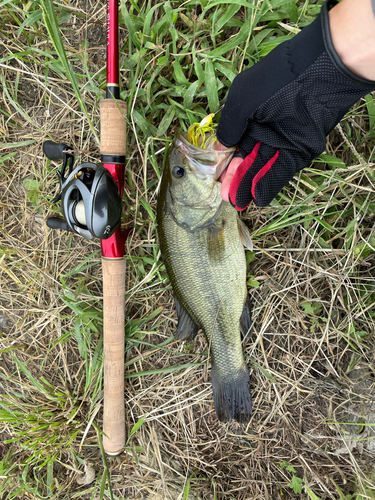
(157, 131), (253, 423)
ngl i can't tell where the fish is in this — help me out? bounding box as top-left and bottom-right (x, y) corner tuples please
(156, 130), (253, 423)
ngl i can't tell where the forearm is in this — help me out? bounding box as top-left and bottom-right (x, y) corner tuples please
(329, 0), (375, 80)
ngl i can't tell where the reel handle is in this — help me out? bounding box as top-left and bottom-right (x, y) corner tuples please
(47, 217), (71, 232)
(43, 141), (71, 161)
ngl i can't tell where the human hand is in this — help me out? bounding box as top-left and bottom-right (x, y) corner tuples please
(214, 141), (243, 203)
(217, 0), (375, 210)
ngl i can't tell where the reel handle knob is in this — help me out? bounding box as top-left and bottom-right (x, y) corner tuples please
(47, 217), (71, 232)
(43, 141), (71, 161)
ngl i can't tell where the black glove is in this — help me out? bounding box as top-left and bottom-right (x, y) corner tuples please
(217, 0), (375, 209)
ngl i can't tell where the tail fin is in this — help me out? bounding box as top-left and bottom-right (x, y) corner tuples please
(211, 365), (252, 423)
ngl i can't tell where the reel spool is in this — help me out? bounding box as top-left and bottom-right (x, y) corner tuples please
(43, 141), (122, 240)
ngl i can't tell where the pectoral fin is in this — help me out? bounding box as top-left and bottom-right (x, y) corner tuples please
(174, 296), (201, 341)
(237, 218), (253, 251)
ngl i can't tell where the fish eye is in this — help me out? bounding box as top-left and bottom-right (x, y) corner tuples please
(172, 166), (185, 179)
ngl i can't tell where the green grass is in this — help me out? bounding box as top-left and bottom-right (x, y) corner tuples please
(0, 0), (374, 498)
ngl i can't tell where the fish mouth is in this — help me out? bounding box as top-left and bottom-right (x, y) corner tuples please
(174, 131), (235, 180)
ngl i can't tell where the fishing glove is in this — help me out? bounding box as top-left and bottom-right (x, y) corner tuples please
(217, 0), (375, 209)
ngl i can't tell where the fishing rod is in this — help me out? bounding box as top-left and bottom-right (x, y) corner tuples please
(43, 0), (129, 456)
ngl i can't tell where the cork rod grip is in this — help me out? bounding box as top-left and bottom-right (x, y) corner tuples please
(100, 99), (127, 156)
(102, 257), (126, 456)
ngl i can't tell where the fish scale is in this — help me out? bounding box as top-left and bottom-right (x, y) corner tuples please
(157, 133), (252, 423)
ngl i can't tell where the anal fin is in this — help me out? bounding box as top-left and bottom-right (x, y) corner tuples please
(240, 297), (252, 342)
(174, 296), (200, 341)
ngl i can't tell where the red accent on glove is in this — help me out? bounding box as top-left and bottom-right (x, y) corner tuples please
(229, 142), (261, 210)
(251, 150), (279, 200)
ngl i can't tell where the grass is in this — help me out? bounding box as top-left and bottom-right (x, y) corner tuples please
(0, 0), (374, 498)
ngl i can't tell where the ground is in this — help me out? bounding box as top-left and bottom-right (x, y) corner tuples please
(0, 0), (375, 499)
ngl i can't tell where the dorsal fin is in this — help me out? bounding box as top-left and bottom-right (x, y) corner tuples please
(174, 296), (201, 341)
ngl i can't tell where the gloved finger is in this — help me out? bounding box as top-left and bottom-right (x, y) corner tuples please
(220, 156), (243, 202)
(228, 142), (280, 210)
(228, 142), (262, 210)
(250, 150), (281, 207)
(251, 150), (306, 207)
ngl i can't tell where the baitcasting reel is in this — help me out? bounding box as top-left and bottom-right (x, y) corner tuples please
(43, 141), (122, 241)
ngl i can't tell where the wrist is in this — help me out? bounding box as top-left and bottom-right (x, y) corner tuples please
(329, 0), (375, 81)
